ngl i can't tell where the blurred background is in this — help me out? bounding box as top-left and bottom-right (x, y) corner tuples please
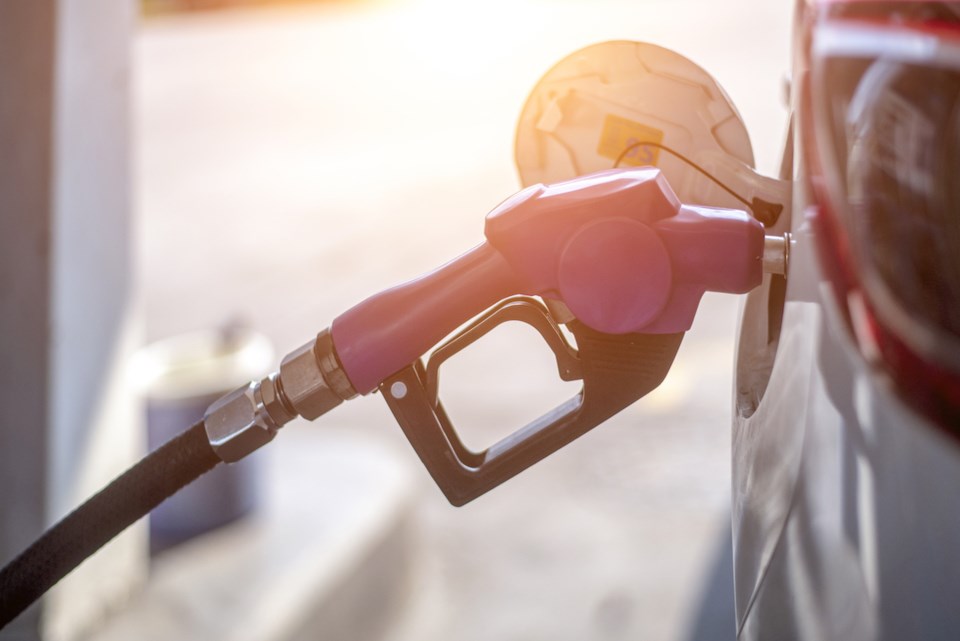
(0, 0), (792, 639)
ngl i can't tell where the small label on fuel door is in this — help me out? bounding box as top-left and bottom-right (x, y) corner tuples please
(597, 114), (664, 167)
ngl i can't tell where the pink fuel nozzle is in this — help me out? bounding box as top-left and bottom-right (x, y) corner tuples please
(332, 167), (765, 395)
(319, 167), (775, 504)
(204, 167), (780, 503)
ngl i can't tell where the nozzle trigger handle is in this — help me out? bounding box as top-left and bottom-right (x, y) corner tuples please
(379, 297), (682, 506)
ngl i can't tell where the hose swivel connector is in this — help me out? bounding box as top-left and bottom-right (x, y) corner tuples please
(204, 328), (357, 463)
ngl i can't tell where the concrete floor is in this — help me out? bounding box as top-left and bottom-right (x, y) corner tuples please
(136, 1), (792, 639)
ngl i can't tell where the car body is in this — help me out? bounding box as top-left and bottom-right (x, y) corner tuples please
(732, 1), (960, 638)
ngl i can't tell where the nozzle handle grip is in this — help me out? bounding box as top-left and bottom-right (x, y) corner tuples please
(331, 243), (519, 394)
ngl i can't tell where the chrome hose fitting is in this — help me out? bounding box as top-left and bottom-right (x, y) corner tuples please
(204, 328), (357, 463)
(762, 233), (791, 277)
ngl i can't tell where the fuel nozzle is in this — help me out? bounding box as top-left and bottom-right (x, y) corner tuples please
(203, 167), (788, 488)
(204, 329), (355, 462)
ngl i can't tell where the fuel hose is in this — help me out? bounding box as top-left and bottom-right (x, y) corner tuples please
(0, 420), (221, 629)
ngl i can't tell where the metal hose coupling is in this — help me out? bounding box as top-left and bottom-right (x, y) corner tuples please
(203, 328), (357, 463)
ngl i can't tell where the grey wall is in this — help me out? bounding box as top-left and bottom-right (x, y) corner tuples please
(0, 1), (143, 639)
(0, 3), (58, 638)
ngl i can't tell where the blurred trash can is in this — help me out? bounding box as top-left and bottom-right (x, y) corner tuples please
(135, 325), (274, 555)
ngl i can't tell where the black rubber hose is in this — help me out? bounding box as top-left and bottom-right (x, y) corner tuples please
(0, 420), (221, 629)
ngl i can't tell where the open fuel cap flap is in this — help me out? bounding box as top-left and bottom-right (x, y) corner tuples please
(515, 40), (764, 210)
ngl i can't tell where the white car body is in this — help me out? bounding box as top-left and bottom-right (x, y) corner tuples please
(732, 2), (960, 638)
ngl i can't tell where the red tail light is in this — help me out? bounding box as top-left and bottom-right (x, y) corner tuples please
(808, 6), (960, 431)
